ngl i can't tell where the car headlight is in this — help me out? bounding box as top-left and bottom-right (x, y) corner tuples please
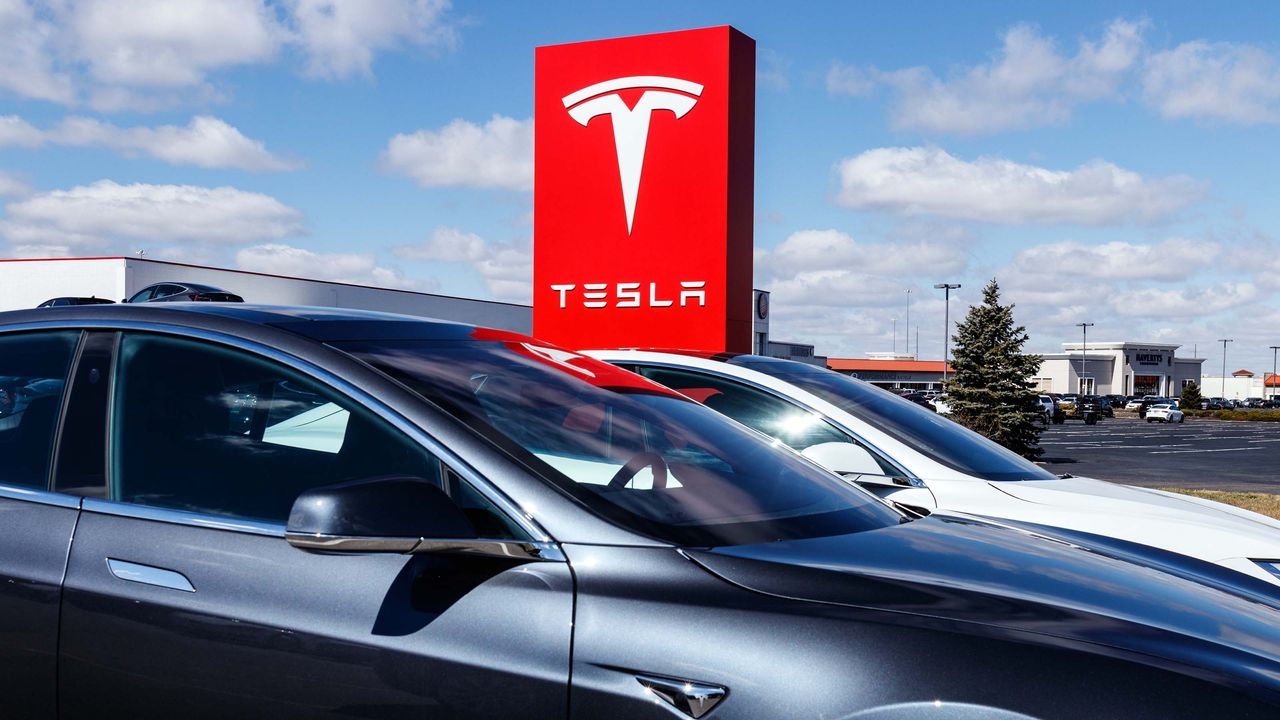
(1254, 561), (1280, 581)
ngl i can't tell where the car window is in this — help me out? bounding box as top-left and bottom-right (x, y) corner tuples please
(629, 365), (899, 476)
(342, 336), (903, 547)
(109, 333), (526, 537)
(729, 356), (1057, 482)
(0, 331), (80, 490)
(127, 287), (156, 303)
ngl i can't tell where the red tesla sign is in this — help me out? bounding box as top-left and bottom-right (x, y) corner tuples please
(534, 26), (755, 353)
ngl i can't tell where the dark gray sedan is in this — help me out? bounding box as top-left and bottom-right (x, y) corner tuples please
(3, 303), (1280, 719)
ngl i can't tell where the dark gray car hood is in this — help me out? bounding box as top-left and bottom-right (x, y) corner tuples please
(687, 513), (1280, 699)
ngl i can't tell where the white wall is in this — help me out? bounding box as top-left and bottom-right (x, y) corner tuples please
(0, 258), (125, 309)
(1199, 375), (1267, 399)
(0, 257), (532, 334)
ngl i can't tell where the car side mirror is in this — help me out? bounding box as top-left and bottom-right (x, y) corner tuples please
(802, 441), (884, 476)
(286, 475), (477, 553)
(285, 475), (560, 562)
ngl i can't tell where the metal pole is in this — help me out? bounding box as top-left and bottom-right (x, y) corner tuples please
(1219, 339), (1233, 399)
(1076, 322), (1093, 395)
(934, 283), (961, 383)
(1264, 345), (1274, 399)
(905, 289), (911, 357)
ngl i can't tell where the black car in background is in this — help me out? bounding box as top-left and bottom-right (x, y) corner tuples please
(36, 297), (115, 308)
(125, 282), (244, 303)
(4, 303), (1280, 719)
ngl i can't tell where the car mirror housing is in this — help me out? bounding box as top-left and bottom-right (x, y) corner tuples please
(284, 475), (563, 562)
(802, 441), (885, 476)
(285, 475), (477, 553)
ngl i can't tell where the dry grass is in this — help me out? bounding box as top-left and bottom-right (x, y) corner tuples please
(1167, 489), (1280, 520)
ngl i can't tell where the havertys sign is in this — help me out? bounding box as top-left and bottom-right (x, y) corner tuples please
(534, 26), (755, 353)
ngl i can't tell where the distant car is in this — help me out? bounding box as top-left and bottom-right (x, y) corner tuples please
(1146, 403), (1185, 424)
(931, 394), (951, 414)
(1246, 397), (1267, 409)
(1036, 394), (1055, 423)
(125, 282), (244, 303)
(36, 297), (115, 308)
(1124, 398), (1144, 411)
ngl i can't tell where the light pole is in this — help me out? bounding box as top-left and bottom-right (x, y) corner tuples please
(1271, 346), (1279, 403)
(934, 283), (961, 384)
(905, 289), (911, 357)
(1076, 323), (1094, 396)
(1219, 339), (1233, 400)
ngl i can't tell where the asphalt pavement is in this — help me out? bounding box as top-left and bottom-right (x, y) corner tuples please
(1038, 417), (1280, 492)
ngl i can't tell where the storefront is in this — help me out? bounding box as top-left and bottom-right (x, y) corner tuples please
(1036, 341), (1204, 397)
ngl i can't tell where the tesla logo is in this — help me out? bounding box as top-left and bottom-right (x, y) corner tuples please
(563, 76), (703, 234)
(549, 281), (706, 309)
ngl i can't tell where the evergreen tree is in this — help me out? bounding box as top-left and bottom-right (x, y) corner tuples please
(1179, 381), (1202, 411)
(945, 279), (1045, 459)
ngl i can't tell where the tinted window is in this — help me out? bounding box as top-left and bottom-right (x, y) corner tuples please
(343, 337), (902, 547)
(631, 365), (900, 476)
(110, 334), (525, 535)
(0, 331), (79, 489)
(127, 287), (155, 303)
(729, 357), (1056, 482)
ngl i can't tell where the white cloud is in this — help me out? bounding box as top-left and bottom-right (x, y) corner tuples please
(1109, 283), (1260, 319)
(381, 115), (533, 191)
(289, 0), (455, 79)
(757, 48), (789, 91)
(0, 171), (29, 197)
(826, 62), (875, 96)
(10, 244), (71, 258)
(0, 0), (457, 111)
(393, 226), (531, 302)
(0, 0), (74, 104)
(758, 229), (968, 279)
(1011, 238), (1215, 281)
(835, 146), (1204, 225)
(236, 243), (419, 289)
(0, 115), (298, 171)
(1144, 41), (1280, 124)
(873, 19), (1145, 134)
(1, 180), (304, 246)
(392, 226), (486, 261)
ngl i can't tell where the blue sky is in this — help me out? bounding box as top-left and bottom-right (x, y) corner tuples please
(2, 1), (1280, 373)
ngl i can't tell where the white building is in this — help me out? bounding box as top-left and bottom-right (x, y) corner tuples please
(1034, 341), (1204, 397)
(0, 256), (532, 331)
(1198, 369), (1280, 400)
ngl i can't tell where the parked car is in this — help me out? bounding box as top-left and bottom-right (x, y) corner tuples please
(1146, 403), (1185, 423)
(36, 296), (115, 308)
(9, 305), (1280, 717)
(124, 282), (244, 303)
(588, 349), (1280, 589)
(1036, 394), (1055, 423)
(1124, 398), (1145, 411)
(1246, 397), (1268, 409)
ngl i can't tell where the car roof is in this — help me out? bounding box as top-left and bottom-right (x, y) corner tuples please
(0, 303), (487, 343)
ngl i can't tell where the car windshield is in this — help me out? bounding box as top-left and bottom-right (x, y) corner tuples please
(728, 357), (1056, 482)
(340, 333), (902, 546)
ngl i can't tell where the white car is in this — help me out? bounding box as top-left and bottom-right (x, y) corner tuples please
(1124, 398), (1145, 411)
(1036, 394), (1055, 422)
(586, 349), (1280, 588)
(1147, 403), (1185, 424)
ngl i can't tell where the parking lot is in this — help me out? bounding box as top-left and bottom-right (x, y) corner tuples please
(1039, 418), (1280, 492)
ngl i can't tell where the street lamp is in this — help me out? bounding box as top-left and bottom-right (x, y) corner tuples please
(1076, 322), (1094, 396)
(1270, 346), (1280, 403)
(1219, 339), (1233, 400)
(934, 283), (961, 384)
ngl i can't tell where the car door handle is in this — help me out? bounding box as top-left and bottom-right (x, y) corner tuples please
(106, 558), (196, 593)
